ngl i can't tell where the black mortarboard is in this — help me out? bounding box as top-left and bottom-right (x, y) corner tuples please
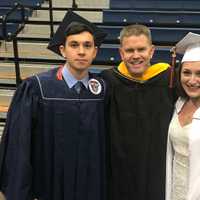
(47, 10), (107, 56)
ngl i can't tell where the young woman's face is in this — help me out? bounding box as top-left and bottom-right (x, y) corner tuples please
(181, 61), (200, 100)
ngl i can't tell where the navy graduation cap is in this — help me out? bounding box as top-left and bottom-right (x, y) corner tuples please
(47, 10), (107, 56)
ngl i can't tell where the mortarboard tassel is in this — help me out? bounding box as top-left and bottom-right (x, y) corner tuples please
(169, 47), (176, 88)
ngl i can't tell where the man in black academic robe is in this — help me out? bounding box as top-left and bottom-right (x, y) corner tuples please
(102, 24), (177, 200)
(0, 11), (107, 200)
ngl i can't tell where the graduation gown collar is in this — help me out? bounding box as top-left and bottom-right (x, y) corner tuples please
(117, 61), (170, 81)
(56, 65), (94, 85)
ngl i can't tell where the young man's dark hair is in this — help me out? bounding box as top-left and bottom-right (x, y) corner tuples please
(64, 21), (95, 41)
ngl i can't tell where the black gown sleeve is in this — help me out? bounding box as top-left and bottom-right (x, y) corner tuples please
(0, 78), (39, 200)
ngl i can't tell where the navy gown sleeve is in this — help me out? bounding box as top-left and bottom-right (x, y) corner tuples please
(0, 78), (39, 200)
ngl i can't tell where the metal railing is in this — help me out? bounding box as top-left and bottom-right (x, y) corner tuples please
(1, 3), (25, 40)
(1, 3), (26, 86)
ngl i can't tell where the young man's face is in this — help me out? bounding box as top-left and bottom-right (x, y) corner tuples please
(59, 31), (97, 74)
(119, 34), (155, 77)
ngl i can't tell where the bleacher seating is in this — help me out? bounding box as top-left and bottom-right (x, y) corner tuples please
(103, 9), (200, 27)
(0, 5), (26, 41)
(100, 25), (200, 45)
(109, 0), (200, 11)
(0, 23), (20, 40)
(0, 0), (44, 9)
(0, 0), (46, 31)
(96, 45), (181, 65)
(0, 42), (181, 67)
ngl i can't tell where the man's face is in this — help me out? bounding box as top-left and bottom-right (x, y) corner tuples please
(59, 31), (97, 73)
(119, 34), (155, 77)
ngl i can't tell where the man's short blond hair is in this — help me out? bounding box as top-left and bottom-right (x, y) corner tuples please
(119, 24), (152, 45)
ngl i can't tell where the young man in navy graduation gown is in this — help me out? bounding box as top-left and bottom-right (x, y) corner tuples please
(0, 11), (107, 200)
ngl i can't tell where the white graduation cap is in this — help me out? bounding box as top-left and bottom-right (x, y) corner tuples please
(176, 32), (200, 63)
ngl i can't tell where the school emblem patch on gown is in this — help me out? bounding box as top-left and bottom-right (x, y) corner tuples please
(88, 78), (102, 95)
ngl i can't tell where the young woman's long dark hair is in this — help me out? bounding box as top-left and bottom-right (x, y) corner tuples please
(176, 62), (189, 99)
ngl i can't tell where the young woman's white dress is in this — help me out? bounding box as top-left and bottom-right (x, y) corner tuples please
(168, 113), (191, 200)
(166, 97), (200, 200)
